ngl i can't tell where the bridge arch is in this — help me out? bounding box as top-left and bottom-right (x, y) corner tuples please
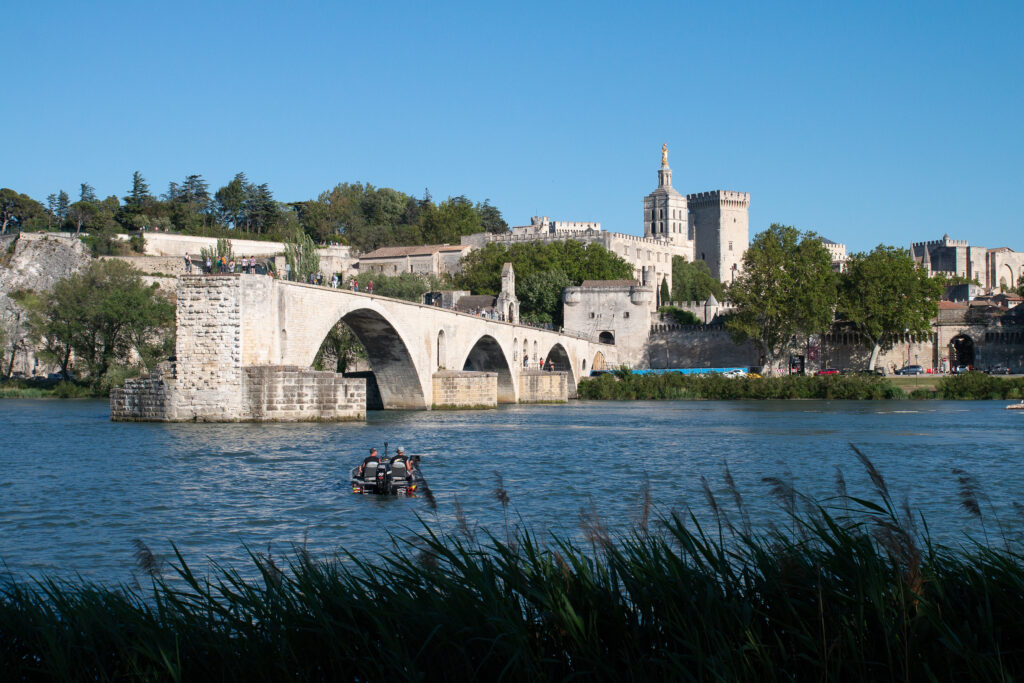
(544, 342), (577, 396)
(320, 307), (427, 410)
(592, 350), (606, 371)
(461, 334), (516, 403)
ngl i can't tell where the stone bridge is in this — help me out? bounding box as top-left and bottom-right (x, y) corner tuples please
(113, 274), (615, 421)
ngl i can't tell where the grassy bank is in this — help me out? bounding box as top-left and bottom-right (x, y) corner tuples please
(0, 378), (95, 399)
(578, 371), (1024, 401)
(2, 450), (1024, 680)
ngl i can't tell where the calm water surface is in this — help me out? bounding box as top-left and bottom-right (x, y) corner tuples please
(1, 399), (1022, 583)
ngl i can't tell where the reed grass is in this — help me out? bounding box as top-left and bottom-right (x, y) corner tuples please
(2, 448), (1024, 680)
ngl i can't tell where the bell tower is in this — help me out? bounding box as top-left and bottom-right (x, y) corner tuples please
(643, 144), (690, 250)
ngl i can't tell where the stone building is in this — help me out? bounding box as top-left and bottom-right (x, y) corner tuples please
(462, 145), (750, 291)
(821, 238), (848, 272)
(357, 244), (472, 276)
(911, 234), (1024, 291)
(562, 279), (654, 367)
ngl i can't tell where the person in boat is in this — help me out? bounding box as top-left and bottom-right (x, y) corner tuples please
(389, 446), (414, 480)
(358, 447), (380, 477)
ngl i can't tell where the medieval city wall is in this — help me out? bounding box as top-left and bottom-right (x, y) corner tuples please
(644, 326), (759, 369)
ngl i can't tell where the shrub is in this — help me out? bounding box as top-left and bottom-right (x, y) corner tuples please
(578, 373), (904, 401)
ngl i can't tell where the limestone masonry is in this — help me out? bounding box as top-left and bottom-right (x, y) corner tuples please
(112, 273), (610, 421)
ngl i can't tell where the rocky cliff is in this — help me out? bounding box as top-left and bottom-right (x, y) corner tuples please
(0, 233), (92, 375)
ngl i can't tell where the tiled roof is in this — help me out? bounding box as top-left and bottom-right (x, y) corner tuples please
(361, 244), (469, 259)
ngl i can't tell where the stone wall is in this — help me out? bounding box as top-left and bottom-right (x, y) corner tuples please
(117, 232), (287, 258)
(112, 361), (365, 422)
(110, 375), (177, 421)
(644, 326), (759, 369)
(431, 370), (497, 408)
(173, 275), (244, 420)
(518, 370), (568, 403)
(243, 366), (365, 421)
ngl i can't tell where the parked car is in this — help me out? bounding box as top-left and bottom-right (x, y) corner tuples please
(722, 369), (747, 379)
(815, 368), (841, 376)
(896, 365), (925, 375)
(987, 365), (1011, 375)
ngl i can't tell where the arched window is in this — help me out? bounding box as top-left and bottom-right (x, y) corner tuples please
(513, 338), (518, 361)
(598, 331), (615, 344)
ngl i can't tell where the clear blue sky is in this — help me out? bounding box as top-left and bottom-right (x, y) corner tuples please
(4, 0), (1022, 252)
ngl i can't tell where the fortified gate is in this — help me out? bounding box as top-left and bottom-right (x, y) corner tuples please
(112, 274), (615, 421)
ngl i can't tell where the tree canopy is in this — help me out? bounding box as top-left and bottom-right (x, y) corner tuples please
(838, 245), (942, 370)
(5, 174), (510, 255)
(671, 256), (724, 303)
(27, 260), (175, 384)
(725, 224), (838, 372)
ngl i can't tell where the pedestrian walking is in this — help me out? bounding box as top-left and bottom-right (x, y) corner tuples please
(205, 256), (212, 274)
(368, 280), (374, 294)
(184, 252), (192, 274)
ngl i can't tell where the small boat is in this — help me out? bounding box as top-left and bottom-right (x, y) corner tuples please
(350, 454), (425, 496)
(1007, 401), (1024, 411)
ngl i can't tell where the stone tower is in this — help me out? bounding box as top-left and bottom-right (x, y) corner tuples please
(686, 190), (750, 283)
(643, 145), (691, 249)
(496, 262), (520, 323)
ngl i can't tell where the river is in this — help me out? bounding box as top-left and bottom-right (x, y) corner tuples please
(1, 399), (1021, 583)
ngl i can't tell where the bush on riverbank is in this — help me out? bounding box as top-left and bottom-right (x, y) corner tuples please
(0, 378), (94, 399)
(578, 372), (905, 400)
(936, 371), (1024, 400)
(2, 451), (1024, 680)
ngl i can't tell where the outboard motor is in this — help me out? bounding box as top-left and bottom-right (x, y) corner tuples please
(376, 464), (389, 494)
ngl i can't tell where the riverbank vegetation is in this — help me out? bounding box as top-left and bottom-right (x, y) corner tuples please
(579, 371), (906, 400)
(577, 371), (1024, 401)
(3, 450), (1024, 679)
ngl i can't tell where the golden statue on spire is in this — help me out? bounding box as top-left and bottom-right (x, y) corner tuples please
(661, 143), (668, 167)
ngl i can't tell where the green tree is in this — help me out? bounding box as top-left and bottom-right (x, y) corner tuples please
(517, 269), (572, 325)
(284, 231), (320, 281)
(671, 256), (724, 303)
(726, 224), (838, 373)
(215, 172), (249, 229)
(79, 183), (97, 203)
(660, 277), (670, 307)
(313, 322), (366, 373)
(35, 260), (174, 384)
(1017, 274), (1024, 297)
(358, 272), (443, 302)
(123, 172), (152, 213)
(55, 190), (70, 225)
(0, 189), (48, 234)
(420, 196), (482, 245)
(476, 199), (509, 234)
(839, 245), (942, 371)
